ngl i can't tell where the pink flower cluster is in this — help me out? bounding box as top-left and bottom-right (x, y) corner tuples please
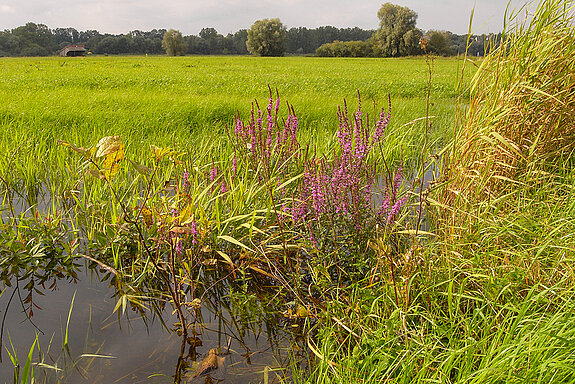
(231, 91), (299, 173)
(378, 166), (408, 224)
(292, 93), (399, 231)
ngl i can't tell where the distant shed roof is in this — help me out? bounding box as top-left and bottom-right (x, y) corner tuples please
(60, 44), (87, 57)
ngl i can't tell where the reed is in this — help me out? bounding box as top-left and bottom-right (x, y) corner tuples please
(436, 0), (575, 285)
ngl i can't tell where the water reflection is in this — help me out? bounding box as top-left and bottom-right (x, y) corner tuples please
(0, 264), (303, 383)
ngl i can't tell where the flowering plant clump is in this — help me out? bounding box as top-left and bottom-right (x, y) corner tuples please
(290, 93), (407, 247)
(229, 89), (300, 180)
(136, 91), (408, 261)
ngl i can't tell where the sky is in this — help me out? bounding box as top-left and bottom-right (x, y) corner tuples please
(0, 0), (533, 36)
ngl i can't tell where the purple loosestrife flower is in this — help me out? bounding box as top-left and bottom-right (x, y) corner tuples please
(378, 195), (391, 216)
(266, 97), (274, 157)
(182, 169), (190, 190)
(234, 118), (243, 137)
(232, 155), (237, 176)
(275, 96), (280, 115)
(210, 166), (218, 182)
(311, 170), (328, 215)
(249, 105), (257, 155)
(221, 182), (227, 194)
(373, 108), (390, 144)
(175, 239), (184, 256)
(393, 166), (403, 200)
(290, 114), (298, 142)
(377, 165), (406, 224)
(191, 220), (198, 245)
(365, 183), (372, 204)
(387, 196), (408, 223)
(256, 107), (263, 142)
(353, 95), (363, 154)
(172, 209), (180, 226)
(282, 115), (291, 146)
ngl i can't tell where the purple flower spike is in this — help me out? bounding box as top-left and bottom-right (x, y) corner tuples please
(387, 196), (408, 223)
(175, 239), (184, 256)
(191, 220), (198, 245)
(182, 169), (190, 189)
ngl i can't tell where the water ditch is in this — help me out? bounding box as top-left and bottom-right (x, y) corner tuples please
(1, 185), (307, 382)
(0, 263), (306, 383)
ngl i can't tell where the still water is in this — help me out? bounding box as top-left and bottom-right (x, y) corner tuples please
(0, 265), (302, 383)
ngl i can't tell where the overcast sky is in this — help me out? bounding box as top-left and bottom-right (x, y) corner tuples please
(1, 0), (533, 35)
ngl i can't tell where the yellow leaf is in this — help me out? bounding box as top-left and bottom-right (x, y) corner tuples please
(248, 265), (275, 279)
(57, 140), (91, 159)
(86, 168), (105, 179)
(179, 204), (194, 224)
(151, 145), (171, 161)
(102, 146), (124, 180)
(296, 305), (308, 318)
(184, 298), (202, 309)
(141, 207), (153, 227)
(171, 226), (193, 234)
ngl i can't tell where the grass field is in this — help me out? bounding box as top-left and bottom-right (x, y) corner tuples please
(0, 55), (469, 188)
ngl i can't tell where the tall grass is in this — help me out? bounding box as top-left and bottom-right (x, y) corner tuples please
(437, 0), (575, 285)
(302, 1), (575, 383)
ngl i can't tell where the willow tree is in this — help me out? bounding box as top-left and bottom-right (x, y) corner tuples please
(162, 29), (187, 56)
(372, 3), (422, 57)
(246, 18), (286, 56)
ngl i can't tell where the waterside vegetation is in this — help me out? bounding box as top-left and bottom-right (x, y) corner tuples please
(1, 0), (574, 383)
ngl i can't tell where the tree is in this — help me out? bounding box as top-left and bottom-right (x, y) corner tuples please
(199, 28), (225, 54)
(316, 40), (373, 57)
(162, 29), (187, 56)
(372, 3), (422, 57)
(53, 27), (79, 46)
(246, 18), (286, 56)
(424, 30), (453, 56)
(11, 23), (56, 56)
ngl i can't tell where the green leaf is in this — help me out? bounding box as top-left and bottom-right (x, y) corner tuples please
(79, 353), (117, 359)
(276, 172), (304, 190)
(217, 235), (255, 253)
(127, 159), (151, 176)
(395, 229), (436, 236)
(216, 250), (234, 268)
(21, 335), (37, 384)
(64, 291), (76, 349)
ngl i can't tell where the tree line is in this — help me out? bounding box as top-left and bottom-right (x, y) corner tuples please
(0, 22), (374, 57)
(316, 3), (500, 57)
(0, 3), (500, 58)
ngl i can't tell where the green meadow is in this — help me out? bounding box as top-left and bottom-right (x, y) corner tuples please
(0, 55), (467, 186)
(1, 1), (574, 382)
